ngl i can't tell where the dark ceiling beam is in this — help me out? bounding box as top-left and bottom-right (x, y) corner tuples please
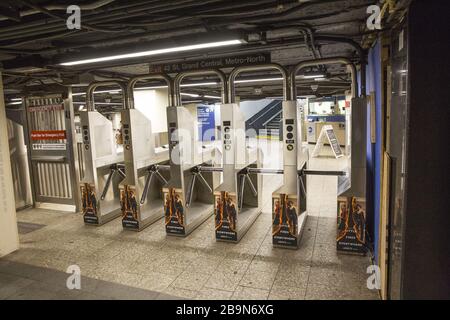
(0, 0), (223, 39)
(0, 4), (20, 22)
(0, 0), (369, 50)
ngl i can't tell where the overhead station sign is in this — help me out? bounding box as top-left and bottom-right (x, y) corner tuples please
(149, 53), (271, 74)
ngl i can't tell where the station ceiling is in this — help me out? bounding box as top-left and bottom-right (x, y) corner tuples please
(0, 0), (407, 106)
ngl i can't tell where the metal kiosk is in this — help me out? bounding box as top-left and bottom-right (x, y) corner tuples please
(119, 74), (172, 231)
(163, 70), (223, 236)
(80, 81), (126, 226)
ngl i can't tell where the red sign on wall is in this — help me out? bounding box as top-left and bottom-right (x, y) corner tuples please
(30, 130), (67, 140)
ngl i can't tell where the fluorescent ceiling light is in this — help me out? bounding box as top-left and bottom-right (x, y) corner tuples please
(72, 89), (121, 96)
(7, 101), (22, 105)
(301, 74), (325, 79)
(235, 77), (283, 83)
(134, 82), (218, 91)
(73, 74), (331, 96)
(181, 93), (200, 97)
(204, 95), (221, 99)
(181, 82), (218, 87)
(134, 85), (168, 90)
(60, 39), (244, 66)
(11, 98), (22, 101)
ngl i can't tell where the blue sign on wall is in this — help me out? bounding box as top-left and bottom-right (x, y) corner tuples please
(197, 105), (215, 141)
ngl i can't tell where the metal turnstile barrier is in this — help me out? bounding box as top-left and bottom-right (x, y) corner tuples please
(291, 57), (367, 254)
(80, 81), (127, 225)
(163, 70), (225, 236)
(119, 74), (172, 231)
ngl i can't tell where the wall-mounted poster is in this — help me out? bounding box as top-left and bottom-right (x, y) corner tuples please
(272, 193), (299, 247)
(163, 187), (185, 235)
(336, 196), (367, 255)
(214, 191), (238, 241)
(197, 105), (216, 142)
(81, 183), (98, 224)
(120, 185), (139, 230)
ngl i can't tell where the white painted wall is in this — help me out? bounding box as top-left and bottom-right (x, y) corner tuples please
(0, 73), (20, 257)
(133, 88), (169, 133)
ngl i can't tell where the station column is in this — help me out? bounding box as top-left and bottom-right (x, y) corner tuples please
(0, 72), (19, 257)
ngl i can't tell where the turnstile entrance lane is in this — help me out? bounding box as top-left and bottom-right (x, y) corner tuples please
(263, 63), (310, 249)
(80, 80), (126, 226)
(119, 74), (173, 231)
(163, 70), (225, 236)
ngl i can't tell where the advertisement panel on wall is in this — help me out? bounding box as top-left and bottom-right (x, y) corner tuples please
(197, 105), (215, 142)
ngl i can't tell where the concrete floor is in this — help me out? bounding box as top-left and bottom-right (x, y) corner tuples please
(0, 143), (379, 300)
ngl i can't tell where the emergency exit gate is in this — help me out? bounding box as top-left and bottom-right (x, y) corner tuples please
(24, 92), (80, 211)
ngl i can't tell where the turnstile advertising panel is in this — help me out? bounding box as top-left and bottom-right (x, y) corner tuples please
(121, 185), (139, 229)
(164, 187), (185, 235)
(336, 196), (367, 255)
(80, 182), (98, 223)
(214, 191), (238, 241)
(272, 193), (299, 247)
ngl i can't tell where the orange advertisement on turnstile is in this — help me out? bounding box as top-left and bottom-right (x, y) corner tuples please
(214, 191), (238, 241)
(272, 193), (299, 247)
(120, 185), (139, 230)
(80, 183), (98, 224)
(164, 187), (185, 235)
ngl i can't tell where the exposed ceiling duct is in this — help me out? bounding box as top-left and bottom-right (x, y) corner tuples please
(0, 0), (403, 99)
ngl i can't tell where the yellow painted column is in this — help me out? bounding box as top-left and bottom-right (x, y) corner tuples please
(0, 72), (19, 257)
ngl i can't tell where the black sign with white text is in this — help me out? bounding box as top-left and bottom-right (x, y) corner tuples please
(149, 53), (271, 74)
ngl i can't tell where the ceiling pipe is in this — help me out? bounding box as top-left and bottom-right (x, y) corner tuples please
(0, 0), (222, 37)
(0, 0), (116, 21)
(290, 57), (358, 99)
(0, 0), (351, 43)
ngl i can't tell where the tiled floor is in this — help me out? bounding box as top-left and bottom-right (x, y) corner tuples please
(0, 142), (379, 300)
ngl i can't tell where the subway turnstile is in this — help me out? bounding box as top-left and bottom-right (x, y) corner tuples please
(119, 75), (172, 231)
(164, 106), (217, 236)
(290, 57), (365, 253)
(271, 98), (309, 249)
(227, 64), (312, 249)
(213, 103), (261, 242)
(80, 81), (126, 226)
(163, 70), (224, 236)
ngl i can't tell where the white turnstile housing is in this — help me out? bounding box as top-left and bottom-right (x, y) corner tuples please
(214, 103), (261, 242)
